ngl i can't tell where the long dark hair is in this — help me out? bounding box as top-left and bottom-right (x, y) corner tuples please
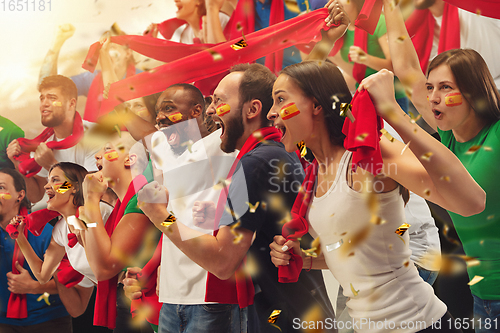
(428, 49), (500, 124)
(280, 60), (352, 146)
(0, 168), (30, 210)
(49, 162), (88, 207)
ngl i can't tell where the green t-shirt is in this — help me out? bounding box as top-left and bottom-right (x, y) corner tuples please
(0, 116), (24, 169)
(340, 14), (406, 100)
(438, 120), (500, 300)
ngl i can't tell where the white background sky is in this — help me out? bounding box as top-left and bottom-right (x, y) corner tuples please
(0, 0), (177, 136)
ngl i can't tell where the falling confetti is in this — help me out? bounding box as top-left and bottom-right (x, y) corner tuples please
(442, 224), (461, 246)
(350, 283), (359, 296)
(468, 275), (484, 286)
(208, 49), (223, 61)
(476, 8), (481, 16)
(396, 35), (407, 43)
(356, 133), (369, 141)
(230, 221), (243, 244)
(297, 141), (307, 158)
(236, 22), (243, 31)
(213, 179), (231, 190)
(0, 127), (3, 132)
(268, 309), (282, 324)
(55, 181), (73, 194)
(466, 145), (482, 154)
(339, 103), (355, 123)
(440, 176), (450, 182)
(421, 152), (433, 161)
(401, 141), (411, 155)
(483, 146), (493, 152)
(325, 239), (343, 252)
(380, 128), (395, 142)
(423, 189), (431, 197)
(37, 292), (51, 306)
(181, 140), (194, 153)
(487, 215), (495, 220)
(246, 201), (260, 213)
(395, 223), (411, 236)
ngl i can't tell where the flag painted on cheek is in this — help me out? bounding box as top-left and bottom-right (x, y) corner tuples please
(280, 103), (300, 120)
(167, 112), (183, 123)
(104, 150), (119, 161)
(216, 103), (231, 117)
(445, 92), (463, 107)
(0, 193), (12, 200)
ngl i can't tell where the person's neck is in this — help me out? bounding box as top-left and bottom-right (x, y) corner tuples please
(58, 205), (78, 222)
(429, 0), (445, 17)
(257, 0), (266, 4)
(112, 172), (133, 202)
(185, 14), (201, 37)
(235, 122), (265, 151)
(452, 114), (488, 143)
(53, 114), (76, 139)
(0, 207), (20, 231)
(308, 120), (346, 174)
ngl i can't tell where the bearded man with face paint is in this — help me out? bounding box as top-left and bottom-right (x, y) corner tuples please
(6, 75), (99, 205)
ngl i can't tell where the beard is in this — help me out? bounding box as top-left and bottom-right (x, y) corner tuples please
(220, 108), (244, 154)
(414, 0), (436, 9)
(41, 111), (65, 128)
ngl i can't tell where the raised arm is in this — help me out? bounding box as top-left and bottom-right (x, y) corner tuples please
(15, 223), (66, 284)
(99, 35), (120, 94)
(382, 0), (436, 130)
(349, 33), (394, 72)
(205, 0), (227, 43)
(38, 24), (75, 88)
(359, 69), (485, 217)
(81, 173), (153, 281)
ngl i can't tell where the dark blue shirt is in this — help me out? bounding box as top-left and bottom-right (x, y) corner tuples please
(0, 224), (68, 326)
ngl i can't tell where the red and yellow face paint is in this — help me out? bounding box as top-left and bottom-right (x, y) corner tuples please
(0, 193), (12, 200)
(280, 103), (300, 120)
(167, 112), (183, 123)
(445, 92), (463, 107)
(104, 150), (119, 161)
(216, 103), (231, 117)
(55, 181), (73, 194)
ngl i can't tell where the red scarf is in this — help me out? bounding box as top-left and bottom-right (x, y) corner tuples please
(405, 3), (460, 73)
(14, 112), (84, 178)
(278, 160), (318, 283)
(204, 127), (281, 307)
(6, 207), (29, 319)
(100, 9), (330, 114)
(83, 65), (136, 123)
(94, 175), (148, 329)
(342, 90), (384, 175)
(130, 239), (162, 326)
(444, 0), (500, 19)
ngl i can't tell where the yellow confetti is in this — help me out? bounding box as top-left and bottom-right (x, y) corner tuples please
(487, 215), (495, 220)
(355, 133), (369, 141)
(252, 130), (264, 141)
(55, 181), (73, 194)
(468, 275), (484, 286)
(129, 85), (135, 91)
(396, 35), (407, 43)
(213, 179), (231, 190)
(483, 146), (493, 152)
(401, 140), (411, 155)
(37, 292), (51, 306)
(350, 283), (359, 296)
(297, 141), (307, 158)
(208, 49), (223, 61)
(268, 309), (281, 324)
(421, 152), (433, 161)
(261, 202), (268, 210)
(230, 39), (248, 51)
(440, 176), (450, 182)
(403, 260), (410, 267)
(476, 8), (481, 16)
(230, 221), (243, 243)
(423, 189), (431, 197)
(395, 223), (411, 236)
(181, 140), (194, 153)
(339, 103), (355, 123)
(0, 127), (3, 131)
(380, 128), (395, 142)
(236, 22), (243, 31)
(466, 145), (482, 154)
(443, 224), (461, 246)
(456, 255), (480, 268)
(246, 201), (260, 213)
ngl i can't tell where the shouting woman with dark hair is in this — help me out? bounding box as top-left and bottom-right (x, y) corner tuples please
(381, 0), (500, 330)
(268, 3), (485, 329)
(11, 162), (113, 318)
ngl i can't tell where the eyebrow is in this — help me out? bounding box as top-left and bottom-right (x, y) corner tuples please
(0, 182), (6, 186)
(273, 89), (285, 96)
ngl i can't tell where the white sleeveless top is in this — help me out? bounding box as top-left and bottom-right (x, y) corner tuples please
(307, 151), (446, 333)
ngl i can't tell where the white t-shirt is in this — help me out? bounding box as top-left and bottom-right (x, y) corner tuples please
(52, 202), (113, 288)
(170, 12), (231, 44)
(307, 151), (446, 333)
(35, 119), (99, 178)
(431, 9), (500, 88)
(156, 128), (237, 304)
